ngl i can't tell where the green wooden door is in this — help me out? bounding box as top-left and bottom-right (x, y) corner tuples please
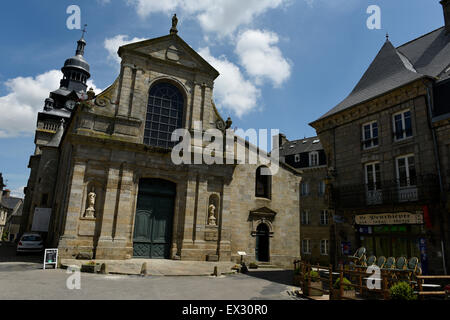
(133, 179), (176, 259)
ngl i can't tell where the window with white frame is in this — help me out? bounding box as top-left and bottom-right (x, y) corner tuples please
(396, 155), (416, 187)
(294, 154), (300, 163)
(365, 162), (381, 191)
(301, 182), (309, 196)
(302, 239), (311, 254)
(318, 180), (326, 196)
(320, 239), (329, 255)
(362, 121), (379, 149)
(320, 210), (329, 225)
(309, 151), (319, 167)
(393, 110), (413, 141)
(301, 210), (310, 225)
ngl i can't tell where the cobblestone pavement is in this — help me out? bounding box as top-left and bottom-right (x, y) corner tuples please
(0, 244), (304, 300)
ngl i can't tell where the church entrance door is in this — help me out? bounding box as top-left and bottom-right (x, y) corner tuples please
(255, 223), (270, 262)
(133, 179), (176, 259)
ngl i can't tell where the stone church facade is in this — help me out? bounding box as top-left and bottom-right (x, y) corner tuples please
(22, 22), (302, 268)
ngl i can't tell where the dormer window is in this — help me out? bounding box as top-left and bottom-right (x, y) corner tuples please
(309, 151), (319, 167)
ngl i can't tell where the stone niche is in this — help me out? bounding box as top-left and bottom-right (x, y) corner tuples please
(204, 194), (219, 241)
(78, 180), (104, 237)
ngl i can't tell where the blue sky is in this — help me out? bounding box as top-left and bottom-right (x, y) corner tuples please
(0, 0), (444, 197)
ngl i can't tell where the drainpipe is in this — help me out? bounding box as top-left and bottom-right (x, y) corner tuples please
(424, 79), (448, 275)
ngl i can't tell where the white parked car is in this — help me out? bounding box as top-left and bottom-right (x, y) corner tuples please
(16, 233), (44, 254)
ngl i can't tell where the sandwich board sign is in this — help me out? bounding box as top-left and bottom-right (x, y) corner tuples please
(43, 249), (58, 270)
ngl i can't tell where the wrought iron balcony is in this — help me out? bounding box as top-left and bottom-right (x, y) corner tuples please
(331, 175), (440, 209)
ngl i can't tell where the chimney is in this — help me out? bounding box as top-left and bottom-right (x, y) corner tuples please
(441, 0), (450, 33)
(3, 189), (11, 198)
(272, 133), (288, 151)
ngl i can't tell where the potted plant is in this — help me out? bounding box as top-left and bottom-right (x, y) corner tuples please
(389, 281), (417, 300)
(293, 267), (302, 286)
(332, 277), (356, 300)
(303, 270), (323, 296)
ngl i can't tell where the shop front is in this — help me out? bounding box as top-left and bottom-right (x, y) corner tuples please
(354, 211), (428, 272)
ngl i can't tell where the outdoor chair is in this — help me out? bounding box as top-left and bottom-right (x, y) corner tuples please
(405, 257), (420, 282)
(392, 257), (407, 280)
(349, 247), (366, 266)
(376, 256), (386, 269)
(382, 257), (396, 271)
(366, 255), (377, 266)
(395, 257), (407, 270)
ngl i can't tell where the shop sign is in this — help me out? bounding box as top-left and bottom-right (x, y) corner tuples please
(355, 212), (423, 226)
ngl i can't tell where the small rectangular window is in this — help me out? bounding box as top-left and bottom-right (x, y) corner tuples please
(362, 121), (379, 149)
(294, 154), (300, 163)
(320, 210), (329, 225)
(301, 211), (310, 225)
(320, 239), (329, 255)
(309, 152), (319, 167)
(318, 181), (325, 196)
(301, 182), (309, 196)
(302, 239), (311, 254)
(396, 155), (416, 187)
(393, 110), (413, 141)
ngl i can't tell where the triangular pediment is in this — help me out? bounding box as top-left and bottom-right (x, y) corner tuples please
(249, 207), (277, 220)
(118, 34), (219, 78)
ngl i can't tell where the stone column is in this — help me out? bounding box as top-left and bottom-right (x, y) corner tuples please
(116, 65), (134, 117)
(111, 166), (135, 259)
(58, 161), (86, 258)
(218, 179), (232, 261)
(95, 165), (121, 259)
(180, 173), (198, 258)
(130, 69), (146, 119)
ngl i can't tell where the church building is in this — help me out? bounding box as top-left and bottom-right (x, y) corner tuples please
(21, 17), (302, 268)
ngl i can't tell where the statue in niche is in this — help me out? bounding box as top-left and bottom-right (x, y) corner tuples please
(208, 204), (217, 226)
(84, 190), (96, 218)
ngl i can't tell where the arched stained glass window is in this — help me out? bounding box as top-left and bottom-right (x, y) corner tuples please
(144, 83), (184, 149)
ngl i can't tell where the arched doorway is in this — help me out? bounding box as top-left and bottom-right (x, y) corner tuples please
(133, 179), (176, 259)
(255, 223), (270, 262)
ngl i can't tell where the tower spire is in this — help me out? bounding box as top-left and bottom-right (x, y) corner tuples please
(76, 24), (87, 56)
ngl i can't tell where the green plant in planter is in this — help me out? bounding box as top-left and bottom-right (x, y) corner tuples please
(294, 267), (301, 275)
(389, 282), (417, 300)
(334, 277), (353, 291)
(249, 263), (258, 269)
(304, 270), (320, 282)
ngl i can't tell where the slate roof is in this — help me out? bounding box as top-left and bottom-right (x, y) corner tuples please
(280, 136), (323, 156)
(314, 27), (450, 122)
(1, 197), (22, 210)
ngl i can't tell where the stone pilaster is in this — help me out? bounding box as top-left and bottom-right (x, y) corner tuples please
(58, 161), (86, 258)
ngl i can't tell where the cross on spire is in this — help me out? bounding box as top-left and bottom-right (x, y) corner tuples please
(81, 24), (88, 39)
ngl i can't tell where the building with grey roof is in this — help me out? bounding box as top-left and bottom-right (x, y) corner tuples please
(310, 1), (450, 274)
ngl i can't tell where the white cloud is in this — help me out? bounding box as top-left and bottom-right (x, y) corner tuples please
(198, 47), (260, 118)
(126, 0), (288, 36)
(302, 0), (359, 10)
(236, 29), (291, 87)
(9, 185), (25, 198)
(104, 34), (147, 64)
(0, 70), (101, 138)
